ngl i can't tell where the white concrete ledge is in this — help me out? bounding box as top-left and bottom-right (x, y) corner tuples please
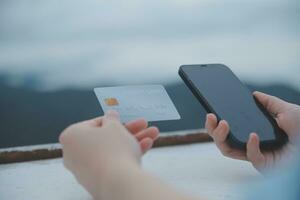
(0, 143), (259, 200)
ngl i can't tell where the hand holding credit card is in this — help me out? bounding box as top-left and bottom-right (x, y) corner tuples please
(94, 85), (181, 123)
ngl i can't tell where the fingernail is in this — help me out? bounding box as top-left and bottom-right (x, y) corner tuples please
(220, 120), (226, 125)
(249, 133), (258, 140)
(105, 110), (119, 119)
(106, 110), (117, 115)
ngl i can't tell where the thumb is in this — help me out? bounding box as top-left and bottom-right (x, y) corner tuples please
(102, 110), (120, 125)
(246, 133), (266, 171)
(253, 91), (290, 116)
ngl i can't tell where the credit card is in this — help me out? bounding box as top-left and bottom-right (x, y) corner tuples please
(94, 85), (181, 123)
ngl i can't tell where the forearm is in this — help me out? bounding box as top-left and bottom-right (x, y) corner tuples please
(94, 160), (199, 200)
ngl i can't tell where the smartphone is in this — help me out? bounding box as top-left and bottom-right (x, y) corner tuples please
(179, 64), (288, 150)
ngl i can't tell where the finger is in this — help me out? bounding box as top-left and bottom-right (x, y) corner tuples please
(135, 127), (159, 141)
(205, 113), (218, 137)
(102, 110), (120, 125)
(125, 119), (148, 135)
(210, 120), (246, 160)
(140, 138), (154, 154)
(253, 91), (289, 115)
(246, 133), (265, 170)
(212, 120), (230, 143)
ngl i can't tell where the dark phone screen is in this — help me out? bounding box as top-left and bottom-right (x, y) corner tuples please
(182, 64), (276, 142)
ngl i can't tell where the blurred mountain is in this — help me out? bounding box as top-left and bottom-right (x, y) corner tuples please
(1, 77), (300, 148)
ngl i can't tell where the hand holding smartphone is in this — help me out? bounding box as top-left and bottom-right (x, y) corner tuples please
(179, 64), (288, 150)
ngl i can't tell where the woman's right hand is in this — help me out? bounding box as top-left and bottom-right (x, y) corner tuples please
(205, 91), (300, 172)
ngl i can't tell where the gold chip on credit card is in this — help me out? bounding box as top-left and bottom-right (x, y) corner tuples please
(104, 98), (119, 106)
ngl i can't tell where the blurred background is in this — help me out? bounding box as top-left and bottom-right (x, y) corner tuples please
(0, 0), (299, 148)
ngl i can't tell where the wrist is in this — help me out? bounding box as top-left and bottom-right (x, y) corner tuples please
(91, 157), (141, 199)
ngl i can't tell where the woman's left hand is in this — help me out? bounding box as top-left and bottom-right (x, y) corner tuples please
(59, 111), (159, 199)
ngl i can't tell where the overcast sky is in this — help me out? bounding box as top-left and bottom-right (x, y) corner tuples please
(0, 0), (299, 90)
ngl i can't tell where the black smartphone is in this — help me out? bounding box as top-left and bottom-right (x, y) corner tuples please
(179, 64), (288, 150)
